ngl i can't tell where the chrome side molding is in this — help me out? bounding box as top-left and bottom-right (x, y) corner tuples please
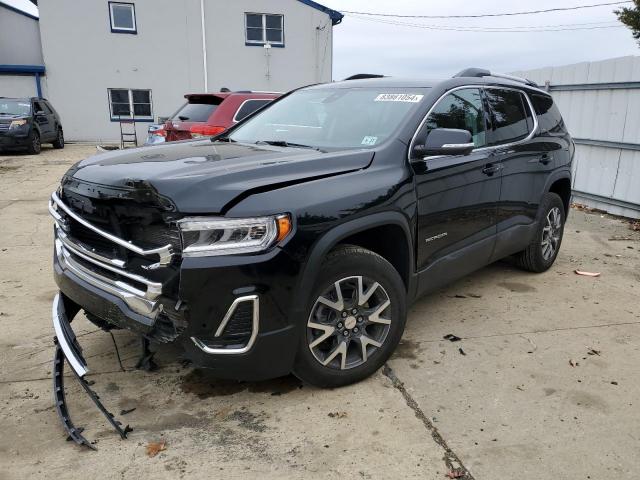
(191, 295), (259, 355)
(49, 191), (173, 265)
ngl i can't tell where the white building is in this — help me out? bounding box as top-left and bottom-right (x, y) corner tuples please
(0, 0), (45, 98)
(37, 0), (343, 143)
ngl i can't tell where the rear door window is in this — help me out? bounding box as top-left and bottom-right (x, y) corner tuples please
(531, 93), (565, 133)
(234, 99), (272, 122)
(42, 102), (55, 115)
(172, 96), (223, 122)
(484, 88), (532, 146)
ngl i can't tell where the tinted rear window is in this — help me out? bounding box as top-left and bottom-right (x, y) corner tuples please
(234, 99), (272, 122)
(485, 89), (531, 146)
(172, 96), (223, 122)
(531, 94), (565, 133)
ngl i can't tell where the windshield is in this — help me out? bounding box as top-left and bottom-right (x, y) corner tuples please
(0, 100), (31, 116)
(228, 87), (428, 150)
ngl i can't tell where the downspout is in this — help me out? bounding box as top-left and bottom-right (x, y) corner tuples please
(200, 0), (208, 92)
(34, 72), (42, 98)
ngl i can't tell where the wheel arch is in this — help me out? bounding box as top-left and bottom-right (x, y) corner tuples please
(547, 174), (572, 215)
(290, 211), (416, 316)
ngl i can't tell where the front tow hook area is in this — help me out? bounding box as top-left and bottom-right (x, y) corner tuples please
(52, 293), (132, 449)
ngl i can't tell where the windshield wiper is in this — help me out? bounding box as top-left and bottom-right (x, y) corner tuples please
(213, 136), (236, 143)
(255, 140), (323, 151)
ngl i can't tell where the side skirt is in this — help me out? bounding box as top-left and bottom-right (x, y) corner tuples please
(415, 234), (495, 298)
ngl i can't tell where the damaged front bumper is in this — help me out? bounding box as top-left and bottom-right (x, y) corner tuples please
(52, 293), (131, 449)
(50, 188), (300, 382)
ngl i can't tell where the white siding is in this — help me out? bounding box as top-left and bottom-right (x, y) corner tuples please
(0, 74), (45, 97)
(0, 5), (43, 65)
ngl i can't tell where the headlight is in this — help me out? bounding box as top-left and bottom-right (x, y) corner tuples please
(9, 119), (27, 129)
(178, 214), (292, 257)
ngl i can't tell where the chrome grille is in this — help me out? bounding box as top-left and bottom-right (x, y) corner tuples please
(49, 192), (175, 319)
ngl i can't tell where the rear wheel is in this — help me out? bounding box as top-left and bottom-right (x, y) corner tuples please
(515, 192), (565, 272)
(52, 128), (64, 149)
(26, 130), (41, 155)
(294, 245), (407, 388)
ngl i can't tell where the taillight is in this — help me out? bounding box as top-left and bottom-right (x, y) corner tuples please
(190, 125), (226, 138)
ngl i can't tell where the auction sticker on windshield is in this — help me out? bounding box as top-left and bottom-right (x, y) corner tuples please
(374, 94), (424, 103)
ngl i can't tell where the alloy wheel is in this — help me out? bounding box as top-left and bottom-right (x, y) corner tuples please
(33, 133), (41, 153)
(541, 206), (562, 260)
(307, 275), (392, 370)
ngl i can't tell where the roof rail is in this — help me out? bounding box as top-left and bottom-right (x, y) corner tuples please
(343, 73), (385, 80)
(454, 68), (491, 78)
(453, 68), (538, 88)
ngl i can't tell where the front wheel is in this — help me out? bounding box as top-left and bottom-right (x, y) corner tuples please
(293, 245), (407, 388)
(515, 192), (566, 273)
(26, 130), (41, 155)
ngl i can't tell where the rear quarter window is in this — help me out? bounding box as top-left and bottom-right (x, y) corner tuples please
(234, 99), (272, 122)
(531, 94), (565, 134)
(484, 88), (532, 146)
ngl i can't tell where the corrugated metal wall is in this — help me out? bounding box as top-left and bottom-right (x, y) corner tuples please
(513, 56), (640, 219)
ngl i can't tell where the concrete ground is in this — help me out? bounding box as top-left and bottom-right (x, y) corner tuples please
(1, 145), (639, 479)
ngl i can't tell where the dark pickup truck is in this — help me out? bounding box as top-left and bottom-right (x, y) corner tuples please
(49, 69), (573, 393)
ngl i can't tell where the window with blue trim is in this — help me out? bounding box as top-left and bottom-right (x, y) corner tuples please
(245, 13), (284, 46)
(108, 89), (152, 120)
(109, 2), (137, 34)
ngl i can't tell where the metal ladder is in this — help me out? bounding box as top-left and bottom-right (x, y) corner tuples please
(118, 115), (138, 149)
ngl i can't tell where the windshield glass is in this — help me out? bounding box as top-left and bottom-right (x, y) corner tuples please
(0, 100), (31, 116)
(228, 87), (428, 150)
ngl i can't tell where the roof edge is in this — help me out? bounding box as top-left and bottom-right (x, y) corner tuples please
(296, 0), (343, 25)
(0, 64), (46, 74)
(0, 0), (39, 21)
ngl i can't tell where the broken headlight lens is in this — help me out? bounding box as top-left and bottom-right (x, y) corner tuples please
(178, 215), (292, 257)
(9, 119), (27, 129)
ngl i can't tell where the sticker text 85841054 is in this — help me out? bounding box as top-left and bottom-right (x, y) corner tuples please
(374, 94), (424, 103)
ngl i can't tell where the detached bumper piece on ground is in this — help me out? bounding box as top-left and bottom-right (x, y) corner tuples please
(52, 293), (132, 450)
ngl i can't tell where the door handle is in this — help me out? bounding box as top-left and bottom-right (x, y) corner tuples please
(482, 163), (503, 176)
(539, 153), (552, 165)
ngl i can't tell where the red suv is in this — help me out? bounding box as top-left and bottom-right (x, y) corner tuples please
(146, 91), (280, 144)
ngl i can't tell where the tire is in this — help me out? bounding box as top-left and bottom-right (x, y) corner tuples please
(293, 245), (407, 388)
(26, 130), (41, 155)
(514, 192), (565, 273)
(52, 128), (64, 149)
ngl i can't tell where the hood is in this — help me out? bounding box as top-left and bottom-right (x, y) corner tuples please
(0, 114), (28, 121)
(64, 139), (374, 213)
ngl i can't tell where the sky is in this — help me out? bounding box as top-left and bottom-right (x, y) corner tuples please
(321, 0), (640, 79)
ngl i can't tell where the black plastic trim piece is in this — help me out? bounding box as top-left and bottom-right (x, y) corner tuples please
(52, 296), (132, 450)
(53, 341), (96, 450)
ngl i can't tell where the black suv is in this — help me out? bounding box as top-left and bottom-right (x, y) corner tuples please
(50, 69), (573, 388)
(0, 97), (64, 154)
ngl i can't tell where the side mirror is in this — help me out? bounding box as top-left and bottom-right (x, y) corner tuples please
(412, 128), (474, 158)
(35, 110), (46, 117)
